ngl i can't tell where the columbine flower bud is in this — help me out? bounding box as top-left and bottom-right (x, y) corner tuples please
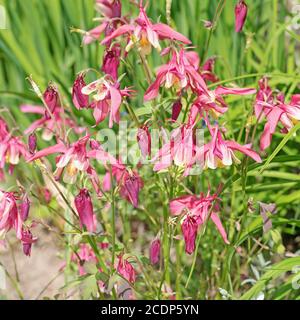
(117, 255), (136, 283)
(102, 44), (121, 81)
(181, 215), (198, 255)
(28, 133), (37, 154)
(235, 1), (248, 32)
(137, 125), (151, 157)
(72, 73), (89, 110)
(149, 239), (161, 265)
(43, 85), (59, 114)
(124, 174), (140, 208)
(20, 195), (30, 222)
(171, 100), (182, 121)
(74, 189), (96, 232)
(21, 227), (37, 257)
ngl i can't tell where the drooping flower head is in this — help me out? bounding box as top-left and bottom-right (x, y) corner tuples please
(144, 49), (207, 101)
(21, 226), (37, 257)
(102, 44), (122, 81)
(72, 243), (98, 276)
(81, 76), (132, 128)
(101, 2), (191, 55)
(152, 124), (196, 172)
(170, 191), (229, 254)
(74, 188), (97, 233)
(28, 135), (115, 185)
(0, 133), (30, 174)
(117, 254), (136, 283)
(186, 125), (261, 173)
(103, 160), (143, 208)
(83, 0), (123, 45)
(254, 78), (300, 150)
(189, 86), (257, 123)
(21, 104), (84, 141)
(0, 191), (23, 239)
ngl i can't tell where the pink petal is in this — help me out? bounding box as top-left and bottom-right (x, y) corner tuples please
(211, 212), (229, 244)
(153, 23), (191, 44)
(24, 119), (46, 135)
(109, 86), (122, 127)
(20, 105), (45, 114)
(215, 86), (256, 96)
(27, 142), (66, 162)
(144, 73), (165, 101)
(101, 24), (135, 45)
(83, 23), (107, 45)
(226, 140), (262, 163)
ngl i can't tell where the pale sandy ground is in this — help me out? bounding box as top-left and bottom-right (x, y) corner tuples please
(0, 226), (64, 300)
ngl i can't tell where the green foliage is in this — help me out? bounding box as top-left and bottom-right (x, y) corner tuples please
(0, 0), (299, 300)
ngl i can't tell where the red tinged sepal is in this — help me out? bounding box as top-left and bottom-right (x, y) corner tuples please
(72, 73), (90, 110)
(28, 133), (37, 154)
(235, 1), (248, 32)
(74, 189), (97, 232)
(149, 238), (161, 265)
(137, 125), (151, 157)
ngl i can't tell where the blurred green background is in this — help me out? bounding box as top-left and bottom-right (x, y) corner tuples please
(0, 0), (298, 114)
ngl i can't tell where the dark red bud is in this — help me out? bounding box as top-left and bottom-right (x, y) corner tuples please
(28, 133), (37, 154)
(171, 100), (182, 121)
(72, 74), (89, 110)
(20, 196), (30, 221)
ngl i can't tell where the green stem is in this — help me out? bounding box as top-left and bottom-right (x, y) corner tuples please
(109, 166), (116, 275)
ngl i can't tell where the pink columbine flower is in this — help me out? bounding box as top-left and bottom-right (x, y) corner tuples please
(0, 117), (9, 139)
(181, 215), (198, 254)
(200, 57), (219, 83)
(74, 189), (97, 233)
(189, 86), (257, 122)
(102, 44), (121, 81)
(101, 2), (191, 55)
(0, 191), (23, 239)
(28, 135), (115, 185)
(81, 76), (132, 127)
(137, 125), (151, 157)
(21, 104), (84, 141)
(260, 94), (300, 150)
(72, 243), (98, 276)
(149, 238), (161, 265)
(144, 49), (208, 101)
(254, 78), (300, 150)
(72, 73), (90, 110)
(152, 124), (196, 172)
(21, 226), (37, 257)
(170, 191), (229, 254)
(0, 134), (30, 174)
(83, 0), (122, 45)
(117, 255), (136, 283)
(187, 125), (261, 172)
(235, 1), (248, 32)
(103, 161), (143, 208)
